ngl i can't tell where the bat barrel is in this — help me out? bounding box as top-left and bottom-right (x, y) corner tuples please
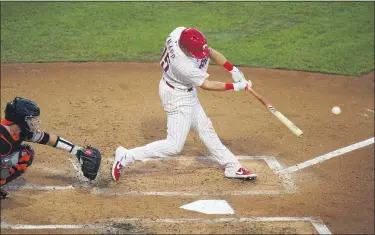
(248, 88), (303, 137)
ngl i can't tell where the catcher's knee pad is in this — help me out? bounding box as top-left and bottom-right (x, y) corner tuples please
(19, 144), (34, 167)
(0, 151), (19, 184)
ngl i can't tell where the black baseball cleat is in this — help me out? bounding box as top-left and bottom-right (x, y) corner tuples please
(1, 189), (9, 200)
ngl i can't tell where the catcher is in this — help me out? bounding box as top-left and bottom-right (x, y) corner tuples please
(0, 97), (101, 199)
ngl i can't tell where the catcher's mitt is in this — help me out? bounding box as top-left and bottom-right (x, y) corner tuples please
(76, 146), (101, 180)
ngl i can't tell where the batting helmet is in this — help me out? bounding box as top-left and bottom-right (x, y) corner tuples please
(5, 97), (40, 133)
(179, 28), (210, 59)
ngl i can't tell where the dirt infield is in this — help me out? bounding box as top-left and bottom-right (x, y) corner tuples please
(1, 62), (374, 234)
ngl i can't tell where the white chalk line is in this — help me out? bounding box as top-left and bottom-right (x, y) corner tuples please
(92, 155), (296, 196)
(5, 156), (295, 196)
(5, 158), (93, 191)
(5, 184), (74, 190)
(359, 113), (369, 117)
(9, 135), (374, 196)
(263, 156), (296, 192)
(68, 158), (91, 187)
(5, 184), (287, 196)
(0, 217), (332, 234)
(280, 137), (374, 174)
(104, 155), (296, 190)
(89, 188), (289, 196)
(103, 155), (274, 163)
(366, 109), (374, 113)
(0, 222), (100, 229)
(310, 219), (333, 235)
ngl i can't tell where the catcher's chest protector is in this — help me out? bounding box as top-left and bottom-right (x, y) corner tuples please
(0, 124), (24, 157)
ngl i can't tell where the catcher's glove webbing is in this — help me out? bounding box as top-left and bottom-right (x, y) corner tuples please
(76, 146), (101, 180)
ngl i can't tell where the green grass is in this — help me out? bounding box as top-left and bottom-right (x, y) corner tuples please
(1, 2), (374, 76)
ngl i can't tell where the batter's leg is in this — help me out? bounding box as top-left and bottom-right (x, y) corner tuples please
(127, 108), (192, 160)
(191, 100), (256, 179)
(112, 80), (195, 181)
(112, 108), (192, 181)
(191, 101), (241, 171)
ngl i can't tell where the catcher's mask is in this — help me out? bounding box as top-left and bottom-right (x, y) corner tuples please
(5, 97), (41, 133)
(179, 28), (210, 59)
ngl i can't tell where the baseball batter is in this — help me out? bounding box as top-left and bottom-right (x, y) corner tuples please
(112, 27), (256, 181)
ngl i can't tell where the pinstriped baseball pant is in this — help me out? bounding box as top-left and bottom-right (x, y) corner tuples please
(126, 79), (242, 172)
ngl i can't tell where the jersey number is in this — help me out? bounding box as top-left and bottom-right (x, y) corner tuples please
(160, 47), (170, 72)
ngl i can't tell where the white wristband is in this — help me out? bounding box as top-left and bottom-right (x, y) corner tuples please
(70, 145), (81, 155)
(54, 136), (79, 155)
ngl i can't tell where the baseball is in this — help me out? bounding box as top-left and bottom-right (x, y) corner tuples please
(332, 106), (341, 115)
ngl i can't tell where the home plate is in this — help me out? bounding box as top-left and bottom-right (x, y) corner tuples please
(180, 200), (235, 214)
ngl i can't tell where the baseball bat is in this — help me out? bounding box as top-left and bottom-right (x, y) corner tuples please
(247, 87), (303, 137)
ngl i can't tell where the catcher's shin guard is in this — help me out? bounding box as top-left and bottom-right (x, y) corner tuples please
(19, 144), (34, 167)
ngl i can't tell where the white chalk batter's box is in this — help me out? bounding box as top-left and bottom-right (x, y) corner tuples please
(0, 217), (331, 234)
(5, 155), (296, 196)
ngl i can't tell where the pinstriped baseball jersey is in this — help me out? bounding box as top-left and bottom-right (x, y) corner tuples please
(161, 27), (210, 90)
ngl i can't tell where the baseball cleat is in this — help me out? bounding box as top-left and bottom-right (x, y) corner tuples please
(0, 189), (9, 200)
(111, 146), (127, 181)
(226, 167), (257, 180)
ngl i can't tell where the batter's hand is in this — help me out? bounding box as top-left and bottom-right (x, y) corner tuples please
(233, 80), (252, 91)
(230, 66), (246, 82)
